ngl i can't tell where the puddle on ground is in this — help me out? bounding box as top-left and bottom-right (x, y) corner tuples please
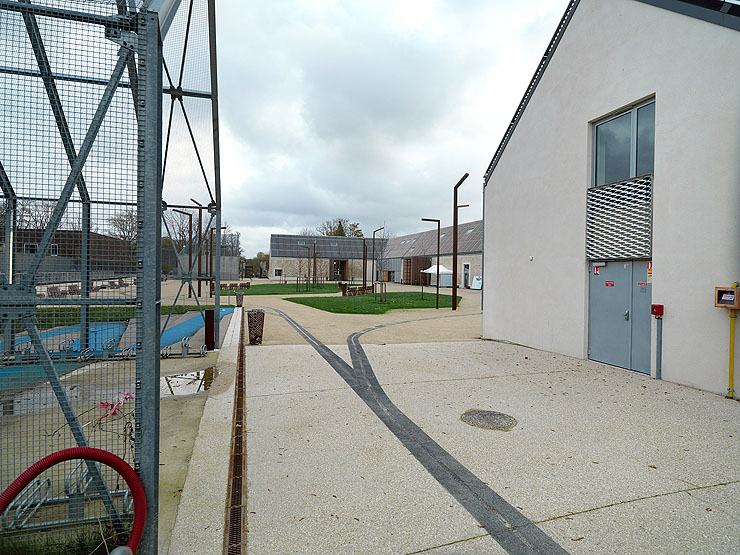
(160, 367), (218, 396)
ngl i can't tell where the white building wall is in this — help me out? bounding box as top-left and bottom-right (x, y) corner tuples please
(483, 0), (740, 394)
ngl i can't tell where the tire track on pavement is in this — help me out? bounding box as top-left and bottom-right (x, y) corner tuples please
(270, 308), (568, 555)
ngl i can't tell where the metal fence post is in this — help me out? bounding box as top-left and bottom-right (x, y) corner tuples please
(136, 11), (163, 553)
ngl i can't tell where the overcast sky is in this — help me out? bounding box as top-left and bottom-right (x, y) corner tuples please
(213, 0), (571, 256)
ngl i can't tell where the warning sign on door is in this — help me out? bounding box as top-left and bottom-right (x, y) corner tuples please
(593, 266), (600, 275)
(605, 281), (615, 287)
(647, 262), (653, 283)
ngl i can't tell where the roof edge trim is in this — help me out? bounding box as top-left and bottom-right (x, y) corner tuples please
(634, 0), (740, 32)
(483, 0), (581, 185)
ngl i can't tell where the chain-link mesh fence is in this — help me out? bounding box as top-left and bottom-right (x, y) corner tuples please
(0, 1), (161, 550)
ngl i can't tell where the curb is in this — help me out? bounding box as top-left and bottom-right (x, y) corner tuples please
(167, 308), (242, 554)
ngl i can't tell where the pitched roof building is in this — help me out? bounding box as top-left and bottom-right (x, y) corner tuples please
(481, 0), (740, 394)
(269, 220), (482, 287)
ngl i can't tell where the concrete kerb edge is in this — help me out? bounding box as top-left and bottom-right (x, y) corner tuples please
(167, 307), (242, 554)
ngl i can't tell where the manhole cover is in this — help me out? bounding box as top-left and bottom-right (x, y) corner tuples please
(461, 409), (517, 431)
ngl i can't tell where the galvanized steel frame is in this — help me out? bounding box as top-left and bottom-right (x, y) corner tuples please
(160, 0), (222, 346)
(0, 1), (163, 550)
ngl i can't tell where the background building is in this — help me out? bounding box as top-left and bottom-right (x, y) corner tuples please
(268, 219), (482, 287)
(382, 220), (482, 287)
(269, 234), (378, 281)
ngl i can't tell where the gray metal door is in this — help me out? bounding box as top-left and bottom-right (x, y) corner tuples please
(630, 261), (652, 374)
(589, 261), (631, 369)
(588, 261), (651, 374)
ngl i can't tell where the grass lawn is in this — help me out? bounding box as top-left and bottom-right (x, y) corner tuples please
(223, 282), (341, 296)
(284, 291), (462, 314)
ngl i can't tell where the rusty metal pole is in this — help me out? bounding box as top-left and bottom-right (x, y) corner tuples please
(421, 218), (441, 309)
(212, 226), (225, 297)
(173, 209), (192, 298)
(209, 228), (214, 297)
(435, 221), (440, 309)
(299, 244), (309, 290)
(452, 173), (469, 310)
(372, 226), (384, 290)
(191, 198), (203, 297)
(197, 208), (202, 296)
(362, 239), (367, 289)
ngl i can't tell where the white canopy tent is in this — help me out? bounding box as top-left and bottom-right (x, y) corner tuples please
(422, 264), (453, 287)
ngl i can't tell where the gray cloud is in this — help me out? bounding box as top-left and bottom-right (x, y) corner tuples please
(214, 0), (570, 256)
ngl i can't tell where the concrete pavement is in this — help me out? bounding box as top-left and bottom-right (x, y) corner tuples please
(243, 293), (740, 553)
(166, 282), (740, 553)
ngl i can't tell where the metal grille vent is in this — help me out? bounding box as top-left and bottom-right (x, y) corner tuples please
(586, 174), (652, 260)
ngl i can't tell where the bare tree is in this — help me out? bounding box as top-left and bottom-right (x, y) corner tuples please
(221, 222), (242, 257)
(162, 209), (192, 251)
(109, 209), (137, 244)
(16, 199), (55, 230)
(316, 218), (363, 237)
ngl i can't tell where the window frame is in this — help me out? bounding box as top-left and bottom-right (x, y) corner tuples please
(274, 268), (283, 277)
(592, 98), (655, 187)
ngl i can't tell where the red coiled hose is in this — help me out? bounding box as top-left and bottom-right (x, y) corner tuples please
(0, 447), (146, 553)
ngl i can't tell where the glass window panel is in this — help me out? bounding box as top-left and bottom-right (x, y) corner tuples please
(636, 102), (655, 176)
(595, 112), (631, 186)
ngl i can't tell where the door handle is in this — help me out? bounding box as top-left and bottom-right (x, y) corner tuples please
(624, 309), (630, 321)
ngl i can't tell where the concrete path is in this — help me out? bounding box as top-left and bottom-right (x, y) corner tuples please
(244, 296), (740, 553)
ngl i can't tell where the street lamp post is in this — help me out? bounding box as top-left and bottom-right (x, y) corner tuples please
(421, 218), (441, 309)
(362, 239), (367, 289)
(372, 226), (384, 289)
(299, 244), (310, 290)
(210, 226), (226, 297)
(452, 173), (469, 310)
(173, 209), (192, 298)
(190, 198), (203, 296)
(313, 241), (318, 286)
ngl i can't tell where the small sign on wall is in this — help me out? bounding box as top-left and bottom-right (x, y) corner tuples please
(715, 287), (740, 309)
(605, 281), (615, 287)
(647, 262), (653, 283)
(593, 266), (600, 275)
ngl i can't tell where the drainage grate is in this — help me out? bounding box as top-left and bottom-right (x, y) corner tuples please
(224, 308), (247, 554)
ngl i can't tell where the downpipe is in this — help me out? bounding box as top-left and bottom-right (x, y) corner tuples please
(726, 281), (738, 399)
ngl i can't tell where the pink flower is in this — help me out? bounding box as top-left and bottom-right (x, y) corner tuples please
(96, 393), (134, 420)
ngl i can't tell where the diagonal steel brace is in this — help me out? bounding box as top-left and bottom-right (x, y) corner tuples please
(23, 48), (132, 284)
(21, 315), (124, 532)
